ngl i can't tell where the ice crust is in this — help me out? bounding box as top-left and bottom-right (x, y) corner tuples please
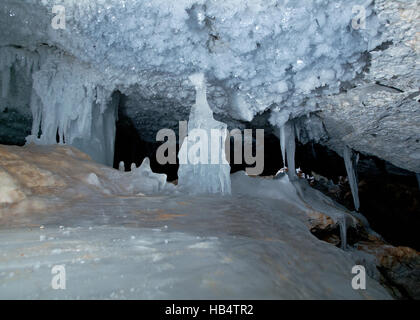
(0, 0), (382, 142)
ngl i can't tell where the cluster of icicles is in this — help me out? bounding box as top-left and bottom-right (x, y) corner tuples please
(277, 121), (360, 212)
(277, 120), (360, 250)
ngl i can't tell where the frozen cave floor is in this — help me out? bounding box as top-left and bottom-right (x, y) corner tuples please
(1, 144), (418, 299)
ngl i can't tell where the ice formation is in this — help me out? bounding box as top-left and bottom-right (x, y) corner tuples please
(343, 145), (360, 211)
(85, 173), (102, 189)
(339, 215), (347, 250)
(281, 122), (297, 180)
(113, 157), (168, 195)
(1, 0), (383, 136)
(178, 73), (231, 195)
(118, 161), (125, 172)
(269, 111), (297, 180)
(0, 0), (419, 300)
(24, 52), (119, 166)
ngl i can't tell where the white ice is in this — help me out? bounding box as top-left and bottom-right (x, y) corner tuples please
(274, 120), (297, 180)
(106, 157), (169, 195)
(178, 73), (231, 195)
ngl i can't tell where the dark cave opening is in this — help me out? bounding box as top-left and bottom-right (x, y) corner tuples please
(0, 63), (33, 146)
(228, 132), (283, 176)
(0, 107), (32, 146)
(112, 94), (179, 182)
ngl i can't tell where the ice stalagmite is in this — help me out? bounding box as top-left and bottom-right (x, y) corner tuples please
(133, 157), (167, 193)
(178, 73), (231, 195)
(343, 145), (360, 211)
(114, 157), (168, 194)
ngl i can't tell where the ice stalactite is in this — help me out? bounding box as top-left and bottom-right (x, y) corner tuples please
(25, 54), (118, 166)
(339, 216), (347, 250)
(343, 145), (360, 211)
(279, 125), (286, 168)
(286, 124), (296, 180)
(279, 121), (296, 179)
(178, 73), (231, 195)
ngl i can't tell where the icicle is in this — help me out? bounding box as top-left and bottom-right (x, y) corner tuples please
(27, 54), (117, 166)
(286, 122), (296, 179)
(1, 67), (10, 98)
(119, 161), (125, 172)
(295, 122), (301, 142)
(279, 125), (286, 167)
(311, 142), (317, 159)
(279, 121), (296, 179)
(343, 145), (360, 211)
(339, 215), (347, 250)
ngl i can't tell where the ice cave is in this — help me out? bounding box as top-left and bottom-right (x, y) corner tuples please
(0, 0), (419, 300)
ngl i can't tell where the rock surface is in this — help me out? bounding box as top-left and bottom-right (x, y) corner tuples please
(355, 237), (420, 299)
